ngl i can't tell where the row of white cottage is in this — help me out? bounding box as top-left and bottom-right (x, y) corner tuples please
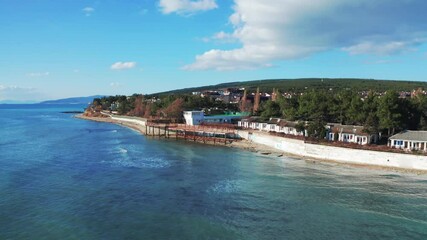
(238, 118), (306, 136)
(238, 117), (427, 151)
(238, 118), (377, 145)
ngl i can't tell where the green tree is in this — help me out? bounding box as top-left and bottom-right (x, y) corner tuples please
(160, 98), (184, 121)
(297, 90), (332, 122)
(377, 90), (402, 136)
(419, 117), (427, 130)
(93, 98), (101, 106)
(346, 95), (364, 125)
(295, 122), (306, 135)
(260, 100), (281, 120)
(306, 118), (327, 139)
(331, 90), (353, 124)
(363, 112), (380, 135)
(280, 97), (298, 120)
(117, 95), (132, 115)
(409, 93), (427, 130)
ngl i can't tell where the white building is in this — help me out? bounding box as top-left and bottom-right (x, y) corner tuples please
(183, 111), (204, 126)
(238, 118), (305, 136)
(326, 124), (377, 145)
(184, 111), (245, 126)
(389, 131), (427, 151)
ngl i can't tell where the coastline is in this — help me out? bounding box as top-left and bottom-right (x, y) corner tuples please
(75, 114), (284, 156)
(75, 114), (427, 174)
(76, 114), (149, 135)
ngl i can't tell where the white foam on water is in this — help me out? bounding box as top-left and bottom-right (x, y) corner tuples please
(118, 147), (128, 154)
(112, 156), (171, 169)
(208, 179), (240, 194)
(106, 145), (171, 169)
(139, 157), (171, 168)
(36, 114), (66, 121)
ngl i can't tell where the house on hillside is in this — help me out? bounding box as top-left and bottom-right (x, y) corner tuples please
(388, 131), (427, 152)
(201, 91), (221, 100)
(326, 124), (378, 145)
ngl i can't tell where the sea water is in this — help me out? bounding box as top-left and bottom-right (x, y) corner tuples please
(1, 104), (427, 239)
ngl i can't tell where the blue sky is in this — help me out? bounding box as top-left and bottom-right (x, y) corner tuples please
(1, 0), (427, 102)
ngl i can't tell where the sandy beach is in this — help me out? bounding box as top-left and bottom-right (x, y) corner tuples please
(76, 114), (149, 135)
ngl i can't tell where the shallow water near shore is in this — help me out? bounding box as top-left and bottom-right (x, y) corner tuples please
(1, 104), (427, 239)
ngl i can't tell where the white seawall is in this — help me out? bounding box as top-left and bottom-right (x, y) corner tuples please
(239, 130), (427, 171)
(111, 115), (147, 126)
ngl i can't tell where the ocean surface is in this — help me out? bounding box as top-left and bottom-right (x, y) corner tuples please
(1, 104), (427, 239)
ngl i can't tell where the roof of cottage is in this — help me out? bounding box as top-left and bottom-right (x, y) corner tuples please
(267, 118), (281, 124)
(240, 117), (264, 123)
(240, 117), (301, 127)
(277, 120), (299, 128)
(389, 131), (427, 141)
(330, 124), (368, 136)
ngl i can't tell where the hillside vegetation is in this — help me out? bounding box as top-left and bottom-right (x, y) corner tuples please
(149, 78), (427, 97)
(88, 78), (427, 139)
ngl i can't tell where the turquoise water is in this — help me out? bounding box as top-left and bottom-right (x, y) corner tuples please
(1, 104), (427, 239)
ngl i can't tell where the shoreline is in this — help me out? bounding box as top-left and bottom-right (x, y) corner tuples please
(75, 114), (284, 155)
(76, 114), (149, 135)
(75, 114), (427, 174)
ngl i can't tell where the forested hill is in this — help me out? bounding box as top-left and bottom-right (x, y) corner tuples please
(150, 78), (427, 96)
(39, 95), (105, 104)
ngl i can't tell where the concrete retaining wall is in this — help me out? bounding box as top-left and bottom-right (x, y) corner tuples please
(111, 116), (147, 126)
(238, 130), (427, 171)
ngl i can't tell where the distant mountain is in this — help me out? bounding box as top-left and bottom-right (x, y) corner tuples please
(39, 95), (105, 105)
(148, 78), (427, 97)
(0, 100), (39, 104)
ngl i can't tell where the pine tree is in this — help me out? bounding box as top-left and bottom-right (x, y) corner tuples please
(377, 90), (402, 136)
(253, 87), (260, 113)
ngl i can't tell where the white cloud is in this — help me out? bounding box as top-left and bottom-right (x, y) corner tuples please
(26, 72), (50, 77)
(159, 0), (217, 15)
(0, 85), (34, 91)
(110, 62), (137, 70)
(185, 0), (427, 71)
(203, 31), (237, 43)
(82, 7), (95, 16)
(343, 40), (423, 55)
(0, 85), (44, 102)
(363, 59), (395, 65)
(110, 82), (123, 88)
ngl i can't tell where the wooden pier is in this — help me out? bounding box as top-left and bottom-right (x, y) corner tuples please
(145, 123), (241, 145)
